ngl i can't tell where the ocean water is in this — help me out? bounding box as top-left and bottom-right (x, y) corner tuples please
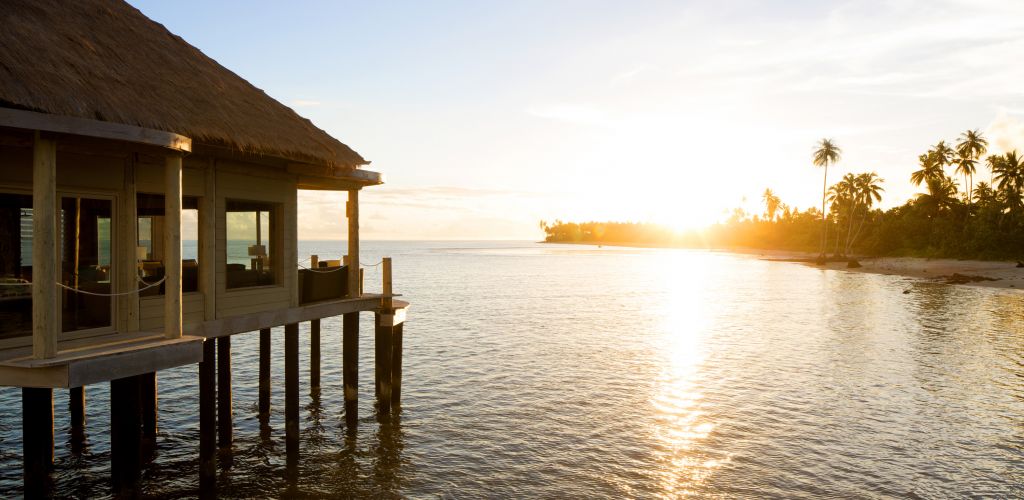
(0, 240), (1022, 498)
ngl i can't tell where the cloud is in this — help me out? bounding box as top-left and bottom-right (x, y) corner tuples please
(290, 99), (322, 107)
(526, 103), (610, 127)
(985, 110), (1024, 155)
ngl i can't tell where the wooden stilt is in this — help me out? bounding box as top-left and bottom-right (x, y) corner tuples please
(111, 375), (142, 496)
(310, 319), (320, 391)
(343, 312), (359, 426)
(140, 373), (157, 441)
(23, 387), (53, 498)
(217, 336), (232, 448)
(198, 339), (216, 495)
(69, 386), (86, 451)
(285, 323), (299, 471)
(258, 328), (271, 416)
(391, 323), (404, 409)
(374, 313), (392, 414)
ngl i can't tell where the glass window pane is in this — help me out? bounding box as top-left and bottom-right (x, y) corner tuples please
(0, 193), (33, 339)
(61, 197), (112, 332)
(137, 193), (200, 295)
(226, 200), (276, 289)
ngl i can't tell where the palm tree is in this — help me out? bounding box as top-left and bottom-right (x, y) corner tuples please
(953, 156), (976, 204)
(916, 175), (959, 214)
(813, 139), (841, 257)
(956, 129), (988, 202)
(993, 151), (1024, 214)
(972, 181), (997, 207)
(929, 140), (955, 170)
(846, 172), (884, 254)
(910, 153), (943, 186)
(762, 188), (781, 221)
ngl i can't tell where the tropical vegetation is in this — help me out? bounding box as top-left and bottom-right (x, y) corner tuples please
(541, 130), (1024, 260)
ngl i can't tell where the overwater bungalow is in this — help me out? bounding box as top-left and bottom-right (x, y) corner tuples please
(0, 0), (406, 495)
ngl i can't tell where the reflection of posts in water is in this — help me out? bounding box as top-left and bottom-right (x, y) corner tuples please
(371, 412), (405, 493)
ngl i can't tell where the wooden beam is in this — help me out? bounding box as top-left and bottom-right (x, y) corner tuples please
(343, 312), (358, 427)
(70, 386), (86, 452)
(258, 328), (271, 416)
(0, 107), (191, 152)
(118, 155), (140, 333)
(382, 257), (393, 312)
(110, 375), (142, 496)
(374, 313), (392, 414)
(32, 132), (58, 359)
(164, 155), (183, 339)
(198, 340), (216, 495)
(347, 190), (360, 298)
(217, 337), (232, 448)
(391, 324), (403, 410)
(199, 161), (217, 321)
(310, 319), (320, 390)
(140, 373), (157, 451)
(284, 323), (299, 470)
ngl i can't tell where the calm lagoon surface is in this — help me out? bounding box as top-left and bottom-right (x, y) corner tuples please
(1, 240), (1022, 498)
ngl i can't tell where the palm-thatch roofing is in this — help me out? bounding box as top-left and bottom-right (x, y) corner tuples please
(0, 0), (367, 169)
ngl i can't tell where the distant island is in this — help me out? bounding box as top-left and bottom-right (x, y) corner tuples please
(542, 132), (1024, 261)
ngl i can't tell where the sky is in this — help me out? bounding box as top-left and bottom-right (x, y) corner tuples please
(131, 0), (1024, 240)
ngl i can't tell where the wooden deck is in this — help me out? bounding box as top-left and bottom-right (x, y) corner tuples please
(0, 294), (408, 388)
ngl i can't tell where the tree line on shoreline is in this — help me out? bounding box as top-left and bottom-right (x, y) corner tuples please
(541, 129), (1024, 260)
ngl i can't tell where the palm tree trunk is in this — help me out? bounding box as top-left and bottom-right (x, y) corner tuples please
(820, 163), (828, 256)
(845, 203), (859, 255)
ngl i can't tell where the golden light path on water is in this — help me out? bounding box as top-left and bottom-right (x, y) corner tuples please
(650, 254), (725, 497)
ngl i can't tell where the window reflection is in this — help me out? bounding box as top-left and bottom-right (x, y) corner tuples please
(0, 193), (33, 339)
(136, 193), (199, 295)
(61, 197), (112, 332)
(226, 200), (276, 289)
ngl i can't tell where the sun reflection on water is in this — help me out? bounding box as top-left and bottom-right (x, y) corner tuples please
(650, 253), (728, 497)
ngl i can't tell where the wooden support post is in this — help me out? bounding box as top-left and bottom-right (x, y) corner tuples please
(343, 312), (359, 426)
(111, 376), (142, 496)
(199, 161), (217, 324)
(391, 323), (404, 409)
(69, 386), (85, 450)
(374, 314), (392, 414)
(140, 372), (158, 447)
(258, 328), (271, 416)
(23, 387), (53, 497)
(217, 337), (232, 448)
(382, 257), (393, 310)
(310, 319), (321, 391)
(164, 154), (183, 339)
(284, 323), (299, 470)
(198, 339), (216, 495)
(347, 189), (360, 299)
(32, 132), (57, 359)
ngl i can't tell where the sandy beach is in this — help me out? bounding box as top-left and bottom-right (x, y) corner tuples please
(748, 249), (1024, 290)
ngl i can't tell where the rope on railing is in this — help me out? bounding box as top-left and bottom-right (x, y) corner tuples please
(297, 263), (347, 274)
(58, 276), (168, 296)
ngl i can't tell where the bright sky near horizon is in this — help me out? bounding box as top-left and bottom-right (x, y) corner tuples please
(131, 0), (1024, 240)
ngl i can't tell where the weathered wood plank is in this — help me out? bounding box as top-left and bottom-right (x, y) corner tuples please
(0, 107), (191, 152)
(32, 133), (58, 359)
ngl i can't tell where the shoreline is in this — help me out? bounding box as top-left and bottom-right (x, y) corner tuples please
(541, 240), (1024, 290)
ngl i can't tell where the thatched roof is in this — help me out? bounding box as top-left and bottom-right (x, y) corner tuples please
(0, 0), (368, 169)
